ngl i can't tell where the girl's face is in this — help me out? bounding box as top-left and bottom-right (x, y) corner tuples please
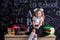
(35, 11), (42, 18)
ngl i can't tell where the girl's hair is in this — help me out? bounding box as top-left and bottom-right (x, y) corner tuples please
(33, 8), (45, 25)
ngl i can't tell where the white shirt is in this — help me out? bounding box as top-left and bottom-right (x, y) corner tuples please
(32, 16), (43, 25)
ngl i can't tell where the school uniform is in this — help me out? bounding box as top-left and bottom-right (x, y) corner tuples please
(32, 16), (44, 37)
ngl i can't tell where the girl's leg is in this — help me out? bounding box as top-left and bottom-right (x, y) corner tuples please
(33, 34), (37, 40)
(28, 29), (36, 40)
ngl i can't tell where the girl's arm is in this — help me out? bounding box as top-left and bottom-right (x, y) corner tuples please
(32, 20), (37, 28)
(36, 18), (44, 29)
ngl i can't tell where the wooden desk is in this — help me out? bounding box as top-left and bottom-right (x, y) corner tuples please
(5, 34), (56, 40)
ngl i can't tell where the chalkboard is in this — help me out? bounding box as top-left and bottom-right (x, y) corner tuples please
(1, 0), (60, 40)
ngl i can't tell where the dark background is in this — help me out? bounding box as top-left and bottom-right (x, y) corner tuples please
(0, 0), (60, 40)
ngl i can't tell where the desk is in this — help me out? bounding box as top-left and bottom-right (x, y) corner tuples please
(5, 34), (56, 40)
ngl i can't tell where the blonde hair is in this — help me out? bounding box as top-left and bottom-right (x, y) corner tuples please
(33, 9), (45, 25)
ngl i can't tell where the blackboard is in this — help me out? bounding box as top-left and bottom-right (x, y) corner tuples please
(1, 0), (60, 40)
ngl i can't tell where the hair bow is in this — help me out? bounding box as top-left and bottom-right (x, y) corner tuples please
(33, 8), (44, 12)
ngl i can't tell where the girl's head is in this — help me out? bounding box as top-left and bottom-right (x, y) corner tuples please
(33, 8), (45, 18)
